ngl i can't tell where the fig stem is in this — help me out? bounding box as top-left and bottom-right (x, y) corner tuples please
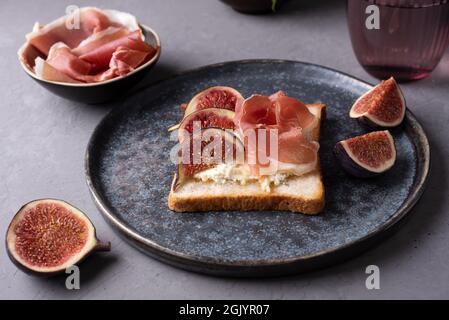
(94, 241), (111, 252)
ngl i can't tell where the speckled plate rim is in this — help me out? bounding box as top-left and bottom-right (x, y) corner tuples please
(85, 59), (430, 277)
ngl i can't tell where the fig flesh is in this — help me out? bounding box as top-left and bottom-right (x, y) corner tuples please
(184, 86), (244, 117)
(350, 77), (406, 128)
(168, 86), (243, 132)
(6, 199), (110, 276)
(177, 108), (236, 142)
(334, 131), (396, 178)
(168, 86), (244, 132)
(175, 127), (245, 189)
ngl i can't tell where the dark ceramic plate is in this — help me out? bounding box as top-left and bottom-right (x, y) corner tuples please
(85, 60), (430, 277)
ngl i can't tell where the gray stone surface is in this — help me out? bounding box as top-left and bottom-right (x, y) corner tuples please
(0, 0), (448, 299)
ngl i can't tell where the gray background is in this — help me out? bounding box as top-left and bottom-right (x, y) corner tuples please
(0, 0), (448, 299)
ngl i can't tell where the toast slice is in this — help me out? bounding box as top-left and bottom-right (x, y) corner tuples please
(168, 104), (326, 214)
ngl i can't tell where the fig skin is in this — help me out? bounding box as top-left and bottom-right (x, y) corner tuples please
(356, 116), (383, 131)
(333, 131), (397, 178)
(355, 115), (404, 131)
(333, 142), (378, 178)
(352, 114), (405, 130)
(6, 239), (110, 278)
(6, 199), (111, 277)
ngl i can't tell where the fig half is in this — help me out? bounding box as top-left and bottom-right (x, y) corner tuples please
(6, 199), (110, 277)
(350, 77), (406, 129)
(168, 86), (243, 132)
(174, 127), (245, 189)
(184, 86), (244, 117)
(177, 108), (236, 142)
(334, 131), (396, 178)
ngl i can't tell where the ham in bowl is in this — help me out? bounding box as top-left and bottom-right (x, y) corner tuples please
(19, 7), (159, 84)
(18, 7), (161, 103)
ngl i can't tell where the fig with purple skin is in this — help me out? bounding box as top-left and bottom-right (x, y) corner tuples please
(177, 108), (236, 142)
(174, 127), (244, 189)
(334, 131), (396, 178)
(168, 86), (243, 131)
(350, 77), (406, 129)
(6, 199), (110, 277)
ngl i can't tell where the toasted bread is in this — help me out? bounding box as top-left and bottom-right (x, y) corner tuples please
(168, 104), (326, 214)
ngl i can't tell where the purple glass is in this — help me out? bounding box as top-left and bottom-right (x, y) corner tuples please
(347, 0), (449, 81)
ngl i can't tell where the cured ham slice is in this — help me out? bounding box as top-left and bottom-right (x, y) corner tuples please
(34, 57), (81, 83)
(78, 30), (154, 73)
(19, 7), (157, 84)
(270, 92), (318, 134)
(38, 43), (151, 83)
(82, 46), (151, 82)
(27, 8), (111, 56)
(109, 46), (151, 76)
(45, 43), (92, 81)
(72, 27), (130, 56)
(234, 91), (319, 176)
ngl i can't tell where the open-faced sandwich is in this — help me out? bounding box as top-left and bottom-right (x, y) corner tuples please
(168, 86), (326, 214)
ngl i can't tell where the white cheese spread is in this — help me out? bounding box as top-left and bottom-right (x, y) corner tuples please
(194, 163), (291, 192)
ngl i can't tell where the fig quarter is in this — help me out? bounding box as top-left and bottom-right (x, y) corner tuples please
(334, 131), (397, 178)
(349, 77), (406, 129)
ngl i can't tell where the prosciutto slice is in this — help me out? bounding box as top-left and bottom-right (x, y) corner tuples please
(38, 42), (151, 83)
(108, 46), (151, 76)
(26, 8), (111, 56)
(71, 26), (130, 56)
(234, 91), (319, 176)
(19, 7), (157, 84)
(46, 43), (92, 81)
(78, 30), (154, 73)
(34, 57), (81, 83)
